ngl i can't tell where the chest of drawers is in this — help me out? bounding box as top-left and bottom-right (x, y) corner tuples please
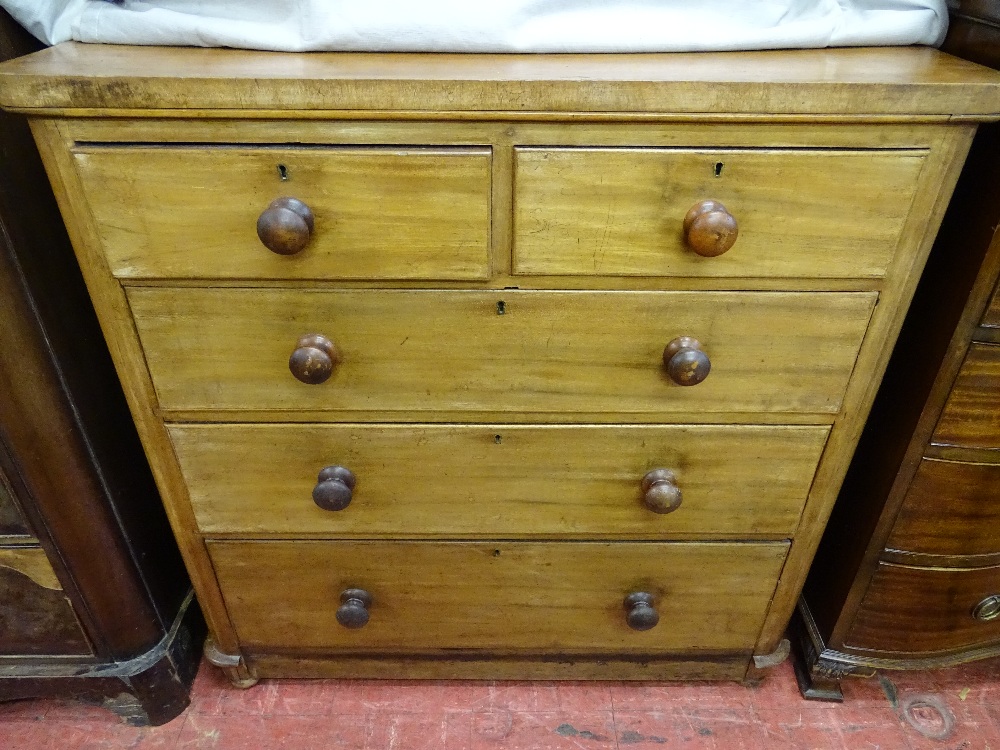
(2, 43), (998, 685)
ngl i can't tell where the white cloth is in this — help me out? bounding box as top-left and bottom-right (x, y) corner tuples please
(1, 0), (948, 52)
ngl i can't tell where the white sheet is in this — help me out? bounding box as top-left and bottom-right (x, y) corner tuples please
(1, 0), (948, 52)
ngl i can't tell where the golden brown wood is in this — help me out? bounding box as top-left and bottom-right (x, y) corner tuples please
(130, 289), (875, 416)
(513, 147), (924, 278)
(886, 458), (1000, 558)
(168, 423), (827, 537)
(256, 197), (314, 256)
(933, 342), (1000, 449)
(73, 146), (491, 280)
(845, 561), (1000, 655)
(0, 547), (62, 590)
(1, 45), (999, 117)
(208, 540), (788, 652)
(683, 200), (739, 257)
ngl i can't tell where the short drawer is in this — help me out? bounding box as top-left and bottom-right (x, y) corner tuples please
(169, 423), (828, 537)
(886, 458), (1000, 557)
(513, 147), (924, 278)
(208, 540), (788, 653)
(846, 561), (1000, 656)
(130, 289), (876, 416)
(932, 343), (1000, 451)
(73, 145), (491, 280)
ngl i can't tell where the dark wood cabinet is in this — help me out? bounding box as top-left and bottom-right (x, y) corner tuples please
(795, 0), (1000, 700)
(0, 10), (202, 725)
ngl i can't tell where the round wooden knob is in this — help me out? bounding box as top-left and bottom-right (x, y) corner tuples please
(336, 588), (372, 629)
(663, 336), (711, 386)
(313, 466), (356, 511)
(642, 469), (682, 514)
(289, 334), (339, 385)
(973, 595), (1000, 621)
(683, 200), (738, 257)
(624, 592), (659, 631)
(257, 197), (315, 256)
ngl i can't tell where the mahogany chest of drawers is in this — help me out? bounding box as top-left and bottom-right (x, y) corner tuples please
(1, 43), (998, 684)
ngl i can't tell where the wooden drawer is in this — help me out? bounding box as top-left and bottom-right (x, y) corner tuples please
(513, 147), (924, 278)
(846, 561), (1000, 655)
(169, 423), (828, 537)
(886, 458), (1000, 557)
(130, 289), (876, 416)
(73, 146), (492, 281)
(208, 540), (788, 653)
(932, 342), (1000, 450)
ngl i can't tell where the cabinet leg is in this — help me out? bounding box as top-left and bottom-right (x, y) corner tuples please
(203, 636), (258, 689)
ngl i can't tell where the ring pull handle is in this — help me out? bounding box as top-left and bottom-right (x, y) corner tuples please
(257, 197), (315, 256)
(624, 592), (659, 631)
(642, 469), (682, 514)
(973, 595), (1000, 622)
(336, 588), (372, 629)
(683, 200), (738, 257)
(663, 336), (711, 386)
(313, 466), (356, 511)
(289, 334), (339, 385)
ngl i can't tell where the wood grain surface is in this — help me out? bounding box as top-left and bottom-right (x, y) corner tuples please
(933, 342), (1000, 449)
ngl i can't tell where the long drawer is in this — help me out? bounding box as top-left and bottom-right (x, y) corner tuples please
(513, 147), (924, 278)
(932, 342), (1000, 450)
(130, 289), (876, 416)
(169, 423), (828, 537)
(74, 145), (492, 281)
(208, 540), (789, 653)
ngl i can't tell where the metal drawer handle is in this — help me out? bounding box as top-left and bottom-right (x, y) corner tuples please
(972, 595), (1000, 622)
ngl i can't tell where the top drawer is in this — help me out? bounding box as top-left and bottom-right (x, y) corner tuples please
(513, 147), (924, 278)
(73, 145), (492, 281)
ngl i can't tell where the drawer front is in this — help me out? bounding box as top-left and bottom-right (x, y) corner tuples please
(74, 146), (491, 280)
(513, 148), (924, 278)
(932, 343), (1000, 450)
(886, 458), (1000, 557)
(130, 289), (876, 416)
(170, 423), (828, 537)
(846, 562), (1000, 655)
(209, 540), (788, 653)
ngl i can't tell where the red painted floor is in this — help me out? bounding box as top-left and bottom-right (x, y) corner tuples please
(1, 656), (999, 749)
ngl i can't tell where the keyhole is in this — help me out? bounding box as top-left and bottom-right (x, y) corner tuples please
(494, 434), (502, 444)
(714, 162), (724, 177)
(277, 164), (289, 181)
(496, 300), (506, 315)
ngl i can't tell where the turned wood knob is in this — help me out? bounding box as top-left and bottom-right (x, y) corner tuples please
(642, 469), (682, 514)
(973, 595), (1000, 621)
(663, 336), (711, 386)
(624, 592), (659, 631)
(683, 200), (738, 257)
(289, 334), (339, 385)
(257, 197), (315, 255)
(313, 466), (356, 511)
(336, 588), (372, 629)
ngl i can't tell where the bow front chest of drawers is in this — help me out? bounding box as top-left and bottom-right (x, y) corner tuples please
(2, 44), (998, 684)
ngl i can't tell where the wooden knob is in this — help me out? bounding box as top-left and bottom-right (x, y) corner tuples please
(624, 592), (659, 631)
(663, 336), (711, 386)
(973, 595), (1000, 622)
(289, 334), (339, 385)
(683, 200), (738, 257)
(257, 197), (315, 255)
(336, 588), (372, 629)
(642, 469), (682, 514)
(313, 466), (356, 511)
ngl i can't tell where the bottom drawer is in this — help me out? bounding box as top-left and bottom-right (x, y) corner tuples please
(846, 562), (1000, 655)
(209, 540), (788, 654)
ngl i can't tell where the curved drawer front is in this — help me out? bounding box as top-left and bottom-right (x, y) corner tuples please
(886, 458), (1000, 557)
(933, 343), (1000, 451)
(208, 540), (788, 653)
(513, 147), (924, 278)
(169, 423), (828, 537)
(846, 562), (1000, 656)
(130, 289), (876, 416)
(74, 146), (491, 280)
